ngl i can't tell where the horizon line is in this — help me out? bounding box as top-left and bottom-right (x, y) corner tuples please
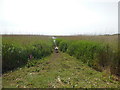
(1, 33), (119, 36)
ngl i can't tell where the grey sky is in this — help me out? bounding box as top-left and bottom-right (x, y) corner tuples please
(0, 0), (119, 35)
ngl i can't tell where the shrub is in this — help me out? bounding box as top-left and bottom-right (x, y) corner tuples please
(2, 42), (53, 73)
(56, 36), (119, 77)
(55, 38), (62, 46)
(59, 40), (69, 52)
(110, 50), (120, 76)
(56, 39), (113, 72)
(2, 44), (28, 72)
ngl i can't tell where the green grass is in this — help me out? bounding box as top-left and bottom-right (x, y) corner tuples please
(2, 35), (52, 46)
(2, 35), (53, 73)
(3, 52), (119, 88)
(56, 35), (120, 77)
(2, 35), (120, 88)
(57, 35), (118, 50)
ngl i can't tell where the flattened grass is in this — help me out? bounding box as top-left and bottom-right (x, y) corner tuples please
(3, 52), (120, 88)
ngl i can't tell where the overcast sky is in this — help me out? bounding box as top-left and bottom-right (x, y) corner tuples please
(0, 0), (119, 35)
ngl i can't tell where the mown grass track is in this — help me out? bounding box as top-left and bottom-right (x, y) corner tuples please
(3, 52), (119, 88)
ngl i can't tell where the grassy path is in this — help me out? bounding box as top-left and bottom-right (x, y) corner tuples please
(3, 52), (120, 88)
